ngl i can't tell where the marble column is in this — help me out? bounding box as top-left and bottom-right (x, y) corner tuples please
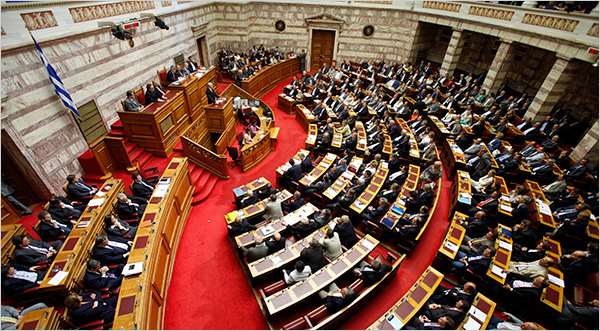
(525, 54), (579, 121)
(571, 119), (599, 165)
(439, 29), (464, 78)
(481, 40), (517, 94)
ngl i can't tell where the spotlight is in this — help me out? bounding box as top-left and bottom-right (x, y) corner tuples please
(111, 26), (132, 40)
(593, 61), (599, 68)
(154, 17), (169, 30)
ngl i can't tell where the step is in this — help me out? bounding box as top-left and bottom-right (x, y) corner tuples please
(129, 148), (145, 162)
(108, 129), (127, 138)
(173, 140), (184, 152)
(192, 175), (219, 205)
(188, 163), (196, 175)
(190, 167), (205, 188)
(111, 119), (124, 130)
(137, 152), (153, 169)
(125, 143), (138, 155)
(82, 173), (106, 183)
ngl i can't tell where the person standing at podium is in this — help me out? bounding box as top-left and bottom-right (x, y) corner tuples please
(206, 82), (220, 105)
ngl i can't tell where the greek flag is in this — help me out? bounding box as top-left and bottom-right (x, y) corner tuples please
(31, 35), (82, 122)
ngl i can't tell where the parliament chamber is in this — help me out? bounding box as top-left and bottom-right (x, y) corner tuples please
(1, 1), (599, 330)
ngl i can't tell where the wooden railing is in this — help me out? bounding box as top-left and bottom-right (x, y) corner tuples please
(181, 136), (230, 179)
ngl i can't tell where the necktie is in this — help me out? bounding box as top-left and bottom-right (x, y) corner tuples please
(28, 245), (48, 254)
(141, 181), (154, 190)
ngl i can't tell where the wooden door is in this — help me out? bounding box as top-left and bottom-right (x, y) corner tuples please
(310, 29), (335, 71)
(196, 36), (207, 67)
(1, 149), (40, 207)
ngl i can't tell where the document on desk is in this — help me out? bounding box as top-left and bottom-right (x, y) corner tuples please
(498, 240), (512, 251)
(261, 225), (275, 236)
(548, 274), (565, 287)
(444, 241), (459, 253)
(88, 198), (105, 207)
(459, 172), (470, 179)
(48, 271), (69, 285)
(468, 306), (487, 325)
(500, 204), (513, 213)
(385, 313), (404, 330)
(362, 239), (375, 251)
(152, 184), (170, 198)
(500, 195), (510, 202)
(122, 262), (144, 276)
(95, 191), (106, 197)
(271, 255), (283, 268)
(325, 188), (337, 197)
(491, 265), (507, 279)
(463, 316), (482, 330)
(537, 200), (552, 216)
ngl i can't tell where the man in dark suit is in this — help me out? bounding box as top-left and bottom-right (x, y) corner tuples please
(304, 174), (331, 197)
(550, 188), (580, 211)
(281, 191), (304, 214)
(418, 299), (468, 327)
(47, 196), (83, 221)
(430, 282), (477, 307)
(334, 215), (358, 248)
(235, 190), (260, 209)
(318, 283), (356, 314)
(392, 216), (424, 242)
(467, 190), (499, 216)
(418, 183), (435, 207)
(1, 264), (45, 295)
(509, 195), (531, 225)
(186, 56), (199, 72)
(528, 158), (555, 182)
(66, 174), (97, 200)
(403, 191), (423, 215)
(144, 83), (166, 105)
(38, 211), (71, 240)
(456, 211), (488, 241)
(12, 235), (62, 267)
(557, 250), (589, 289)
(116, 193), (147, 217)
(512, 220), (537, 248)
(205, 82), (219, 104)
(361, 197), (389, 225)
(450, 248), (496, 276)
(227, 216), (256, 237)
(353, 259), (392, 285)
(84, 259), (123, 291)
(552, 211), (591, 243)
(165, 65), (181, 83)
(564, 158), (589, 182)
(300, 238), (326, 272)
(92, 235), (131, 265)
(511, 241), (551, 262)
(464, 150), (490, 180)
(131, 173), (155, 199)
(300, 153), (313, 173)
(281, 159), (303, 188)
(376, 183), (400, 202)
(265, 233), (285, 254)
(555, 299), (599, 329)
(257, 182), (279, 200)
(286, 216), (317, 238)
(522, 121), (541, 139)
(492, 275), (549, 303)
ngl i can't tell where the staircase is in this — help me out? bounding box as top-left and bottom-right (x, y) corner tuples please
(108, 119), (127, 137)
(188, 163), (220, 205)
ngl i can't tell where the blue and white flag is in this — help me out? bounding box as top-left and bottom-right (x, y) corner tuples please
(31, 35), (82, 122)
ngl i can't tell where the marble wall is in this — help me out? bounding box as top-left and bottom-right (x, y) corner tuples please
(454, 32), (497, 77)
(560, 60), (599, 122)
(503, 45), (556, 96)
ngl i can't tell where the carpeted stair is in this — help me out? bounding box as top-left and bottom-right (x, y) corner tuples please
(124, 140), (154, 171)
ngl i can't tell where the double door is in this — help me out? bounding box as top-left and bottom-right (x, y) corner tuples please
(310, 29), (335, 71)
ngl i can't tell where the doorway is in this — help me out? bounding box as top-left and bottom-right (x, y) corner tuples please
(310, 29), (335, 71)
(196, 36), (208, 67)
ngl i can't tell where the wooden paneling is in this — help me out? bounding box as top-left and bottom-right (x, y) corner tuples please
(241, 58), (301, 98)
(181, 137), (230, 179)
(1, 195), (21, 225)
(311, 29), (335, 71)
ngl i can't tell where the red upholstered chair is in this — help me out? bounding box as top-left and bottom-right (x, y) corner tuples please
(283, 316), (312, 330)
(157, 68), (168, 88)
(31, 222), (67, 244)
(306, 305), (329, 326)
(258, 280), (287, 301)
(134, 87), (146, 106)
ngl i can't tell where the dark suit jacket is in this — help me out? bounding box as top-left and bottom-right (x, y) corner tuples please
(39, 221), (69, 240)
(334, 222), (358, 248)
(512, 228), (537, 248)
(116, 196), (147, 216)
(166, 70), (178, 83)
(426, 304), (466, 323)
(418, 190), (434, 207)
(510, 202), (530, 220)
(565, 164), (588, 181)
(364, 204), (388, 220)
(556, 301), (599, 328)
(473, 154), (492, 179)
(266, 237), (286, 254)
(404, 197), (423, 215)
(71, 291), (116, 324)
(511, 244), (545, 262)
(14, 239), (54, 266)
(323, 294), (354, 314)
(1, 263), (44, 294)
(67, 182), (94, 199)
(84, 265), (123, 290)
(394, 224), (420, 241)
(206, 87), (219, 105)
(289, 221), (317, 238)
(48, 204), (81, 221)
(92, 236), (130, 265)
(506, 274), (543, 301)
(301, 246), (326, 272)
(144, 89), (162, 105)
(465, 253), (492, 275)
(360, 263), (392, 285)
(284, 164), (303, 182)
(476, 198), (498, 215)
(282, 198), (304, 213)
(557, 256), (588, 285)
(434, 285), (475, 306)
(131, 180), (155, 198)
(228, 219), (256, 237)
(301, 157), (314, 173)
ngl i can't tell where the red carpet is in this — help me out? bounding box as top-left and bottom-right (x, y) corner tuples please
(14, 71), (452, 330)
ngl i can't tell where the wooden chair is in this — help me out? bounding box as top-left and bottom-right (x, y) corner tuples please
(134, 87), (146, 106)
(157, 68), (168, 88)
(31, 221), (67, 244)
(120, 99), (127, 112)
(63, 184), (93, 204)
(283, 316), (312, 330)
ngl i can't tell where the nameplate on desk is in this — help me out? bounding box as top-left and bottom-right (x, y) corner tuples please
(118, 295), (137, 316)
(48, 271), (68, 285)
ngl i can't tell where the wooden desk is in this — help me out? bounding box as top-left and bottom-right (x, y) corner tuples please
(299, 153), (337, 187)
(587, 218), (599, 240)
(40, 179), (123, 293)
(234, 202), (315, 250)
(396, 119), (420, 159)
(112, 157), (194, 330)
(367, 266), (444, 330)
(440, 139), (466, 181)
(399, 165), (420, 199)
(1, 195), (21, 225)
(295, 104), (314, 132)
(239, 103), (277, 172)
(449, 170), (472, 216)
(264, 235), (379, 316)
(247, 220), (332, 280)
(1, 224), (27, 265)
(486, 224), (513, 285)
(225, 190), (293, 225)
(355, 121), (367, 154)
(382, 133), (393, 155)
(18, 306), (59, 330)
(305, 124), (317, 150)
(456, 293), (496, 330)
(428, 115), (451, 145)
(480, 144), (499, 169)
(169, 67), (216, 122)
(331, 132), (343, 149)
(276, 150), (309, 188)
(350, 168), (389, 214)
(541, 267), (564, 312)
(322, 157), (363, 201)
(233, 177), (269, 200)
(525, 180), (556, 229)
(438, 213), (468, 260)
(241, 58), (301, 98)
(278, 94), (296, 115)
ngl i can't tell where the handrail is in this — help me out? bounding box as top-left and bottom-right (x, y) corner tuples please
(181, 136), (230, 179)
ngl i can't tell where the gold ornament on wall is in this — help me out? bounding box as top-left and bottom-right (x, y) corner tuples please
(363, 24), (374, 38)
(128, 39), (135, 48)
(274, 19), (286, 33)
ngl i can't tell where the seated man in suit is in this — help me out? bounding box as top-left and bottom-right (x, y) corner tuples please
(234, 190), (260, 209)
(417, 183), (435, 207)
(353, 258), (392, 286)
(47, 196), (83, 221)
(227, 216), (256, 237)
(1, 264), (45, 295)
(506, 256), (554, 279)
(262, 194), (284, 220)
(466, 190), (499, 216)
(281, 159), (303, 188)
(509, 195), (531, 226)
(409, 315), (455, 330)
(449, 247), (496, 277)
(257, 182), (279, 200)
(557, 250), (589, 289)
(283, 260), (312, 285)
(460, 230), (498, 255)
(456, 211), (488, 241)
(492, 275), (549, 303)
(488, 313), (540, 330)
(241, 235), (269, 262)
(512, 220), (537, 248)
(550, 188), (581, 212)
(92, 234), (131, 266)
(116, 193), (147, 217)
(12, 235), (62, 267)
(528, 158), (556, 182)
(265, 233), (285, 254)
(1, 303), (48, 330)
(542, 174), (567, 200)
(334, 215), (358, 249)
(37, 211), (71, 240)
(285, 216), (317, 238)
(166, 65), (181, 83)
(317, 282), (356, 314)
(84, 259), (123, 291)
(144, 83), (167, 105)
(301, 238), (326, 272)
(512, 241), (551, 262)
(554, 299), (599, 329)
(564, 158), (589, 182)
(304, 174), (332, 197)
(551, 210), (591, 242)
(431, 282), (477, 307)
(376, 183), (401, 203)
(410, 300), (468, 330)
(300, 153), (313, 173)
(131, 173), (155, 199)
(66, 174), (97, 200)
(281, 191), (304, 214)
(361, 197), (389, 225)
(402, 191), (423, 214)
(392, 216), (425, 242)
(124, 90), (143, 112)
